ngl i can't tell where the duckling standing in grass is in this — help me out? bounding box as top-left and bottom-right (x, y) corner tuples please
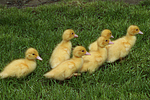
(107, 25), (143, 63)
(49, 29), (78, 69)
(89, 29), (114, 51)
(80, 37), (114, 74)
(44, 46), (90, 81)
(0, 48), (42, 79)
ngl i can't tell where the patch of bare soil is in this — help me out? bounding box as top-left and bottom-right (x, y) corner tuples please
(0, 0), (145, 8)
(103, 0), (144, 4)
(0, 0), (60, 8)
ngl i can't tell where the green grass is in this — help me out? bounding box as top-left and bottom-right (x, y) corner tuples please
(0, 0), (150, 99)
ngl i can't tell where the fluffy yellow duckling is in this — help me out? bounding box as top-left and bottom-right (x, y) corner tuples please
(49, 29), (78, 69)
(89, 29), (114, 51)
(107, 25), (143, 63)
(44, 46), (90, 81)
(80, 37), (114, 74)
(0, 48), (42, 79)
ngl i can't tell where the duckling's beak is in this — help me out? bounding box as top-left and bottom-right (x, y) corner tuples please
(85, 52), (91, 55)
(111, 35), (114, 38)
(74, 34), (78, 38)
(109, 41), (114, 44)
(138, 31), (143, 34)
(36, 56), (43, 60)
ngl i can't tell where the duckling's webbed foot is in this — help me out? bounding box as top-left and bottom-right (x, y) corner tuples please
(73, 73), (81, 76)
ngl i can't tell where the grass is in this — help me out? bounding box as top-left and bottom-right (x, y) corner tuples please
(0, 0), (150, 99)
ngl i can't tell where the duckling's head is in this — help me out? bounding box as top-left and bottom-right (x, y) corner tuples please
(25, 48), (42, 60)
(101, 29), (114, 38)
(62, 29), (78, 41)
(97, 37), (114, 48)
(73, 46), (90, 58)
(127, 25), (143, 36)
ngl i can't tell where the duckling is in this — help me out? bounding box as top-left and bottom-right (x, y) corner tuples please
(80, 37), (114, 74)
(0, 48), (42, 79)
(44, 46), (90, 81)
(89, 29), (114, 51)
(49, 29), (78, 69)
(107, 25), (143, 63)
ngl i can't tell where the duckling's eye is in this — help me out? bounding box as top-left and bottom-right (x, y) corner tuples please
(136, 29), (138, 31)
(109, 33), (111, 34)
(105, 40), (108, 42)
(32, 54), (35, 55)
(72, 33), (74, 35)
(82, 50), (84, 52)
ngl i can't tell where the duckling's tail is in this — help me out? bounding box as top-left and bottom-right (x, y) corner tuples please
(0, 72), (9, 79)
(44, 72), (54, 78)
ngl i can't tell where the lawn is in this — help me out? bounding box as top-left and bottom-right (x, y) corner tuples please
(0, 0), (150, 99)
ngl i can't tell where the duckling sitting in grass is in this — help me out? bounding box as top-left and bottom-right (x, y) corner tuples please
(49, 29), (78, 69)
(0, 48), (42, 79)
(107, 25), (143, 63)
(89, 29), (114, 51)
(80, 37), (113, 74)
(44, 46), (90, 81)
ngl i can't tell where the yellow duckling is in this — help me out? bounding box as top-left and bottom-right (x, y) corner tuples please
(107, 25), (143, 63)
(44, 46), (90, 81)
(80, 37), (114, 74)
(89, 29), (114, 51)
(49, 29), (78, 68)
(0, 48), (42, 78)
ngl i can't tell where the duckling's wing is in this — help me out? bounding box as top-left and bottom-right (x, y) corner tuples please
(123, 42), (131, 51)
(50, 47), (71, 68)
(95, 56), (102, 62)
(51, 58), (62, 68)
(64, 62), (76, 79)
(17, 63), (29, 78)
(63, 47), (70, 55)
(83, 56), (91, 63)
